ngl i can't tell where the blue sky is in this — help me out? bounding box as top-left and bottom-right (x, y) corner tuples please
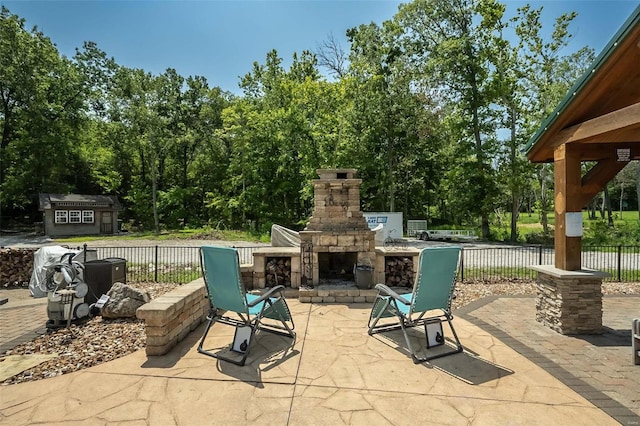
(2, 1), (639, 94)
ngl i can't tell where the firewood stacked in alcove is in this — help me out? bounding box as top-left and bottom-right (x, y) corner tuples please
(385, 256), (414, 287)
(265, 257), (292, 287)
(0, 248), (35, 288)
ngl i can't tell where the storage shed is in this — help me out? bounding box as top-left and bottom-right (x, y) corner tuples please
(38, 193), (122, 237)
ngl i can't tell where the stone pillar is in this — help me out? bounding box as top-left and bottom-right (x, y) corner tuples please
(253, 252), (267, 289)
(531, 265), (609, 335)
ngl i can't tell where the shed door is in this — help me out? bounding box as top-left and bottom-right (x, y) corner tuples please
(101, 211), (113, 234)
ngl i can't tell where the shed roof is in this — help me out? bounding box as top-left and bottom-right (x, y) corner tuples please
(39, 193), (122, 211)
(525, 5), (640, 163)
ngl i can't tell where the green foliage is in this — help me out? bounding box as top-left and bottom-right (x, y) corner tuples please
(523, 231), (553, 245)
(486, 211), (640, 245)
(583, 218), (640, 246)
(0, 7), (93, 215)
(124, 180), (154, 229)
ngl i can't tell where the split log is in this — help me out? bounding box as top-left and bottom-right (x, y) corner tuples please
(385, 256), (414, 288)
(0, 248), (36, 288)
(265, 257), (292, 287)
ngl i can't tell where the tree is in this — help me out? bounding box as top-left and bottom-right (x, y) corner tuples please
(109, 67), (177, 233)
(163, 77), (228, 227)
(489, 4), (582, 241)
(316, 32), (348, 79)
(612, 162), (639, 216)
(394, 0), (509, 238)
(0, 7), (103, 218)
(637, 165), (640, 221)
(343, 19), (444, 221)
(513, 5), (592, 238)
(220, 49), (331, 230)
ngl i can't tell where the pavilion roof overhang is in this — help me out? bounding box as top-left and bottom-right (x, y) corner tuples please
(525, 5), (640, 163)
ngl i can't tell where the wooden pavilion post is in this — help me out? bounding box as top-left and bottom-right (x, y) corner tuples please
(553, 144), (582, 270)
(533, 143), (612, 335)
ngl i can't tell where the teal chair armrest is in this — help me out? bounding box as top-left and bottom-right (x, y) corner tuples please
(374, 283), (411, 305)
(247, 285), (286, 307)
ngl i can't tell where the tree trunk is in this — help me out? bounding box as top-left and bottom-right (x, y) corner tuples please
(510, 195), (519, 242)
(152, 164), (160, 234)
(538, 167), (550, 236)
(619, 184), (624, 216)
(0, 96), (11, 150)
(637, 165), (640, 220)
(139, 147), (147, 183)
(387, 133), (395, 212)
(509, 104), (518, 242)
(593, 200), (598, 219)
(603, 186), (613, 226)
(182, 145), (189, 226)
(472, 102), (490, 238)
(481, 216), (490, 239)
(0, 103), (11, 186)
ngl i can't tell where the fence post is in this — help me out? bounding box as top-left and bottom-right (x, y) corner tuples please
(460, 247), (465, 282)
(155, 245), (159, 283)
(538, 245), (543, 265)
(617, 245), (622, 282)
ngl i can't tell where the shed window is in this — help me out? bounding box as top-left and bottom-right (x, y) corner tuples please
(83, 210), (94, 223)
(69, 211), (81, 223)
(55, 210), (68, 224)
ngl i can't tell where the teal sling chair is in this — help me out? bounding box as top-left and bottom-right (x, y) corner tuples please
(368, 246), (463, 363)
(198, 245), (295, 366)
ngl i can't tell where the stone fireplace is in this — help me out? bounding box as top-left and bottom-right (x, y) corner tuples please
(299, 169), (376, 287)
(252, 168), (419, 302)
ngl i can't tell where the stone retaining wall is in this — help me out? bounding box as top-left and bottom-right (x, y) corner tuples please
(136, 278), (209, 356)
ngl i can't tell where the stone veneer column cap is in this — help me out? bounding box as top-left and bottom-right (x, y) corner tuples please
(316, 169), (357, 179)
(530, 264), (611, 279)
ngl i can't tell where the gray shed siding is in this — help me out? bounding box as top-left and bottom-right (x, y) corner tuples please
(39, 194), (121, 237)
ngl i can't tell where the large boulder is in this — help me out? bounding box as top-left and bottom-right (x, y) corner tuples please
(101, 282), (150, 319)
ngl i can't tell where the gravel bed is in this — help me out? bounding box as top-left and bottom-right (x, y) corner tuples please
(2, 280), (638, 386)
(1, 282), (178, 385)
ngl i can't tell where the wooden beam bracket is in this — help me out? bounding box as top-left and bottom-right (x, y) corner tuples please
(551, 102), (640, 147)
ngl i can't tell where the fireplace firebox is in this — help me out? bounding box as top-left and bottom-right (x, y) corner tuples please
(318, 252), (357, 281)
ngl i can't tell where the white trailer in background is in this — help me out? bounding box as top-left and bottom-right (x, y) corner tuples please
(407, 220), (428, 237)
(364, 212), (403, 240)
(416, 229), (478, 241)
(407, 219), (477, 242)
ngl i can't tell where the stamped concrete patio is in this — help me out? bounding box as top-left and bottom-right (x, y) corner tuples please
(2, 295), (637, 425)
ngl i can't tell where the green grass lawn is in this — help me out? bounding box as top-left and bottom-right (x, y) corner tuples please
(493, 210), (639, 245)
(55, 227), (269, 244)
(510, 210), (637, 225)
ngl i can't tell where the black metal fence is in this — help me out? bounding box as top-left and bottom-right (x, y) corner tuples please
(459, 245), (640, 282)
(89, 244), (640, 284)
(90, 245), (256, 284)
